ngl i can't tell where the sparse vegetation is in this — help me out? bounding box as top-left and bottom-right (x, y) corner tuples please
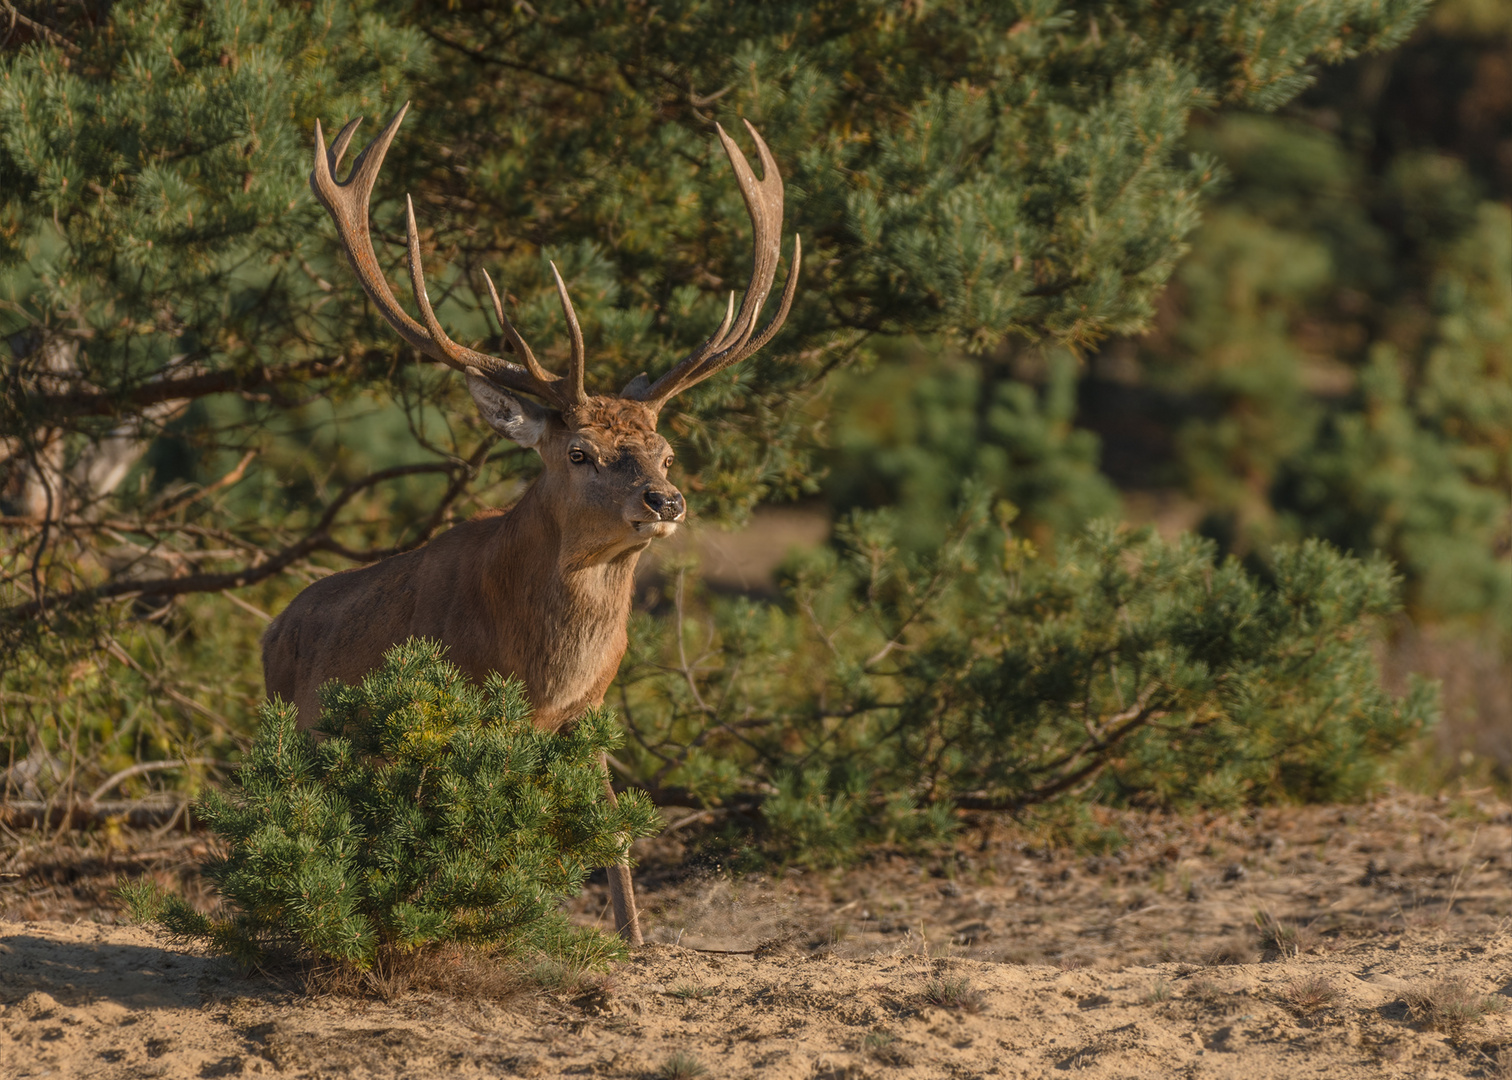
(1184, 977), (1224, 1004)
(1255, 912), (1321, 960)
(1279, 974), (1341, 1015)
(670, 983), (716, 1001)
(657, 1051), (710, 1080)
(301, 943), (532, 1004)
(923, 975), (984, 1013)
(1401, 977), (1508, 1033)
(528, 957), (612, 997)
(861, 1030), (910, 1067)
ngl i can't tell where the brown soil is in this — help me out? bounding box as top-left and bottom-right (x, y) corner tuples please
(5, 792), (1512, 1079)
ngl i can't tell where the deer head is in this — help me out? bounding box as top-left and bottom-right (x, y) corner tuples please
(308, 104), (801, 563)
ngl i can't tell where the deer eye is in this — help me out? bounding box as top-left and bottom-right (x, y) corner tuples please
(568, 448), (589, 465)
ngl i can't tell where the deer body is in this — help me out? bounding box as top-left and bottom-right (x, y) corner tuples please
(268, 103), (799, 947)
(264, 398), (673, 733)
(262, 493), (639, 733)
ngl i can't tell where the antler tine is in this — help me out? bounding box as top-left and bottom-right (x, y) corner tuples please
(549, 262), (589, 407)
(310, 104), (570, 406)
(481, 269), (561, 390)
(404, 195), (484, 372)
(311, 107), (432, 359)
(630, 120), (801, 412)
(715, 233), (800, 360)
(328, 117), (363, 174)
(711, 291), (736, 349)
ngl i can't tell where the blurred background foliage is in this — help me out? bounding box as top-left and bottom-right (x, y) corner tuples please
(0, 0), (1503, 852)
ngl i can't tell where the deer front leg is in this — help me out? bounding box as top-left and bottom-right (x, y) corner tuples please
(599, 752), (644, 946)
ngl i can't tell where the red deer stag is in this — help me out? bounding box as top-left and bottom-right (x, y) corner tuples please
(262, 104), (800, 945)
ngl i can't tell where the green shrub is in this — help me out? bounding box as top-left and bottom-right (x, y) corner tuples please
(760, 766), (957, 867)
(123, 639), (660, 973)
(616, 501), (1438, 859)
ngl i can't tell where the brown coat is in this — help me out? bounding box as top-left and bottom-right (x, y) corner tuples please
(262, 395), (678, 732)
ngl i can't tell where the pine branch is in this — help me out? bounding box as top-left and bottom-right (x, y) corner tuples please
(18, 355), (355, 421)
(0, 455), (485, 622)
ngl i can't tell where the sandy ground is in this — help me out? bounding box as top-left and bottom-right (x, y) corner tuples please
(5, 793), (1512, 1078)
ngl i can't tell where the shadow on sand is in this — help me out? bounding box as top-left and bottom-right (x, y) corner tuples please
(0, 928), (268, 1011)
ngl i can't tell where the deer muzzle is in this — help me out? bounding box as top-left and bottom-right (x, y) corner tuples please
(642, 489), (686, 522)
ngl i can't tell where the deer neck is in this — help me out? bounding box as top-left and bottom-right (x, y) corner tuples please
(498, 478), (650, 587)
(484, 481), (646, 723)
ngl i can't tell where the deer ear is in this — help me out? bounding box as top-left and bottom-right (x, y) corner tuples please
(620, 371), (652, 398)
(467, 373), (552, 447)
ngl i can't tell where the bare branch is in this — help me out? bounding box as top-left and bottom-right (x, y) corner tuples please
(19, 355), (350, 420)
(147, 450), (256, 521)
(0, 1), (78, 51)
(87, 757), (234, 805)
(0, 457), (484, 622)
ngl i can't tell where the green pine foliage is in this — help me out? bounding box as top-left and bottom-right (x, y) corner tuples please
(123, 639), (659, 971)
(1145, 113), (1512, 624)
(0, 0), (1445, 840)
(815, 2), (1508, 631)
(616, 501), (1436, 862)
(0, 0), (429, 408)
(822, 342), (1120, 550)
(1114, 1), (1512, 626)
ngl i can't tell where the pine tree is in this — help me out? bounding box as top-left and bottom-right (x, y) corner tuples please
(0, 0), (1435, 818)
(614, 503), (1436, 863)
(123, 638), (659, 971)
(1093, 0), (1512, 626)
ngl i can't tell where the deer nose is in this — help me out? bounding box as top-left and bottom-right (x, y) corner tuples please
(644, 490), (685, 521)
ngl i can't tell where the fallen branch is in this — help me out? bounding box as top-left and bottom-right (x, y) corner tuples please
(0, 797), (187, 831)
(87, 758), (235, 805)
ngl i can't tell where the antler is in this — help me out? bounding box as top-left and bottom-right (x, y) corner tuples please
(624, 120), (802, 415)
(309, 103), (587, 412)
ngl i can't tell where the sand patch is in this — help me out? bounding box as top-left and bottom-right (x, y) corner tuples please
(4, 921), (1511, 1079)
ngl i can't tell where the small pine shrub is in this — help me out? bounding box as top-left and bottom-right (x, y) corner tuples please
(123, 639), (660, 978)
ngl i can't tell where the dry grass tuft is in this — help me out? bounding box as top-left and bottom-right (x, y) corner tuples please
(569, 970), (618, 1013)
(1401, 977), (1507, 1033)
(1254, 910), (1319, 959)
(923, 975), (984, 1013)
(1486, 1046), (1512, 1080)
(861, 1030), (910, 1067)
(526, 956), (605, 996)
(657, 1051), (709, 1079)
(1203, 939), (1258, 966)
(1279, 973), (1341, 1015)
(669, 982), (716, 1001)
(301, 944), (531, 1004)
(1185, 976), (1224, 1002)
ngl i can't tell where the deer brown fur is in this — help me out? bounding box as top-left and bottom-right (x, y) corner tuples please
(262, 395), (677, 732)
(261, 104), (800, 947)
